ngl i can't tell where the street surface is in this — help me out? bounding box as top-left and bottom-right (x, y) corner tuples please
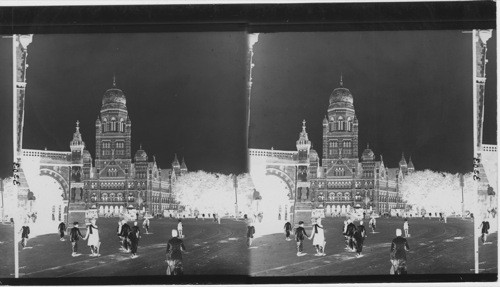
(250, 217), (497, 276)
(0, 216), (496, 282)
(0, 217), (248, 278)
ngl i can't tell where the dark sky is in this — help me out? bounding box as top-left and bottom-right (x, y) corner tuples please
(0, 32), (248, 177)
(249, 31), (497, 174)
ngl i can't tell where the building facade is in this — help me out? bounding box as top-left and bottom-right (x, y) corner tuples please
(75, 79), (185, 216)
(250, 78), (413, 217)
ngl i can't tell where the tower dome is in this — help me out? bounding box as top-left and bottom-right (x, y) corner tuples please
(101, 77), (127, 110)
(329, 87), (353, 105)
(134, 144), (148, 162)
(309, 148), (319, 160)
(361, 143), (374, 161)
(329, 75), (353, 106)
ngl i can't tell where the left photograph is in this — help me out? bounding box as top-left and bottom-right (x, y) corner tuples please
(1, 32), (251, 278)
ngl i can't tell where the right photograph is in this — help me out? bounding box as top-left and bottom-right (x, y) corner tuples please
(246, 30), (497, 277)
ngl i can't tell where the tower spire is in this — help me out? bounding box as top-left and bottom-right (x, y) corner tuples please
(302, 119), (306, 133)
(340, 73), (343, 87)
(113, 74), (116, 87)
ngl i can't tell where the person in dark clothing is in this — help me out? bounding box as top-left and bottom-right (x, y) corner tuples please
(166, 229), (186, 275)
(353, 221), (367, 257)
(244, 214), (255, 246)
(20, 224), (30, 248)
(479, 220), (490, 244)
(345, 219), (357, 252)
(120, 219), (131, 252)
(58, 222), (66, 241)
(129, 221), (141, 258)
(69, 222), (84, 257)
(390, 229), (410, 275)
(342, 220), (349, 248)
(295, 221), (309, 256)
(284, 221), (292, 241)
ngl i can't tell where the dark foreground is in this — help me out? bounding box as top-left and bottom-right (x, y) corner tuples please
(250, 217), (497, 276)
(0, 217), (248, 279)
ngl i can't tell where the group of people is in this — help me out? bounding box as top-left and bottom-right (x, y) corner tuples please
(117, 219), (142, 258)
(292, 218), (327, 257)
(277, 216), (412, 275)
(342, 219), (367, 258)
(66, 219), (101, 257)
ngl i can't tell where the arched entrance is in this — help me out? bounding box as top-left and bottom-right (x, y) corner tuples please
(29, 175), (66, 234)
(257, 173), (294, 230)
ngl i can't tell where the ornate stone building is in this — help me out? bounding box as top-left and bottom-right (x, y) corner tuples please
(308, 78), (412, 215)
(249, 78), (412, 222)
(77, 79), (184, 216)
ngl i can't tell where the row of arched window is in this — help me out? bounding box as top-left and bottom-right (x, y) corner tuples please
(328, 140), (352, 148)
(102, 141), (124, 149)
(328, 116), (354, 132)
(327, 192), (351, 201)
(102, 117), (126, 133)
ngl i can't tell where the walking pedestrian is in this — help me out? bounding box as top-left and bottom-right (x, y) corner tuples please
(142, 217), (150, 234)
(479, 219), (490, 244)
(83, 218), (100, 257)
(69, 222), (84, 257)
(390, 229), (410, 275)
(117, 220), (123, 247)
(403, 219), (410, 237)
(58, 221), (66, 241)
(129, 221), (141, 258)
(166, 229), (186, 275)
(20, 222), (30, 249)
(345, 219), (357, 252)
(353, 221), (367, 258)
(244, 214), (255, 246)
(342, 220), (349, 248)
(284, 221), (292, 241)
(177, 219), (184, 238)
(369, 217), (376, 233)
(309, 218), (326, 256)
(120, 219), (131, 252)
(295, 221), (309, 256)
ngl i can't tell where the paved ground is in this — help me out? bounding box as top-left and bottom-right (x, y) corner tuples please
(0, 217), (248, 279)
(250, 217), (498, 276)
(0, 216), (496, 282)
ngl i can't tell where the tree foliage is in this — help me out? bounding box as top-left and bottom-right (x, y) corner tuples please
(173, 171), (255, 216)
(400, 170), (477, 214)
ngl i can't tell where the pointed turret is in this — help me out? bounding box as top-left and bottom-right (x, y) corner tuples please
(399, 152), (408, 176)
(323, 115), (328, 126)
(399, 152), (407, 167)
(296, 119), (312, 162)
(180, 158), (188, 175)
(172, 153), (180, 168)
(408, 156), (415, 172)
(70, 120), (85, 150)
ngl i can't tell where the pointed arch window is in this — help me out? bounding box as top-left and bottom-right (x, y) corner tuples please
(102, 118), (108, 132)
(347, 117), (353, 131)
(337, 116), (344, 131)
(110, 117), (117, 132)
(119, 118), (125, 132)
